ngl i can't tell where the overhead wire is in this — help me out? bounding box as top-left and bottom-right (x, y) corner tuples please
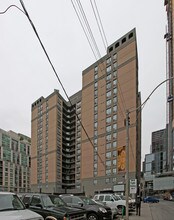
(90, 0), (107, 51)
(71, 0), (132, 162)
(0, 4), (25, 15)
(19, 0), (106, 169)
(89, 0), (137, 162)
(76, 0), (102, 60)
(70, 0), (98, 61)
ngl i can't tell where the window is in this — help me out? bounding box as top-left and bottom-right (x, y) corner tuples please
(109, 46), (113, 52)
(113, 132), (117, 139)
(94, 106), (98, 113)
(106, 82), (111, 90)
(129, 32), (133, 39)
(106, 125), (112, 133)
(106, 142), (111, 150)
(106, 160), (111, 167)
(94, 73), (98, 80)
(94, 122), (98, 129)
(105, 178), (110, 183)
(106, 91), (112, 98)
(113, 53), (117, 60)
(106, 65), (111, 73)
(113, 123), (117, 130)
(115, 42), (120, 48)
(113, 97), (117, 104)
(94, 98), (98, 105)
(113, 79), (117, 86)
(94, 154), (98, 161)
(106, 108), (111, 115)
(94, 163), (98, 170)
(94, 114), (98, 121)
(113, 159), (116, 166)
(106, 134), (111, 141)
(106, 117), (111, 124)
(113, 114), (117, 121)
(113, 168), (116, 174)
(106, 73), (112, 81)
(113, 62), (117, 69)
(106, 152), (111, 158)
(94, 66), (98, 72)
(94, 90), (98, 97)
(113, 88), (117, 95)
(106, 99), (112, 107)
(113, 141), (117, 148)
(106, 169), (111, 176)
(106, 57), (111, 64)
(113, 177), (116, 182)
(122, 37), (126, 44)
(94, 138), (98, 145)
(94, 82), (98, 88)
(113, 150), (117, 157)
(113, 105), (117, 113)
(113, 71), (117, 78)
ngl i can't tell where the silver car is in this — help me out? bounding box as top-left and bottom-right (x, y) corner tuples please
(0, 192), (43, 220)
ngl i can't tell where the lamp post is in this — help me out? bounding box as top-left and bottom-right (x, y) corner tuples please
(124, 77), (174, 220)
(125, 110), (130, 220)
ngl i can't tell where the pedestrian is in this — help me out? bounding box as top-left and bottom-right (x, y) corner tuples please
(136, 195), (141, 216)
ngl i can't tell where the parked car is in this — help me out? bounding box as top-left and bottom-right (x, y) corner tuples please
(61, 195), (114, 220)
(21, 193), (87, 220)
(119, 195), (136, 210)
(143, 196), (159, 203)
(93, 193), (129, 215)
(0, 192), (43, 220)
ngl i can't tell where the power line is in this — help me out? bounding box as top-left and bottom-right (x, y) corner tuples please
(0, 4), (25, 15)
(90, 0), (107, 51)
(19, 0), (106, 168)
(70, 0), (98, 61)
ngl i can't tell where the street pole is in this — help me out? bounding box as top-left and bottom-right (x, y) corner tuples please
(125, 110), (130, 220)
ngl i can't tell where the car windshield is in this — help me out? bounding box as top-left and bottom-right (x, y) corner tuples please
(42, 195), (55, 207)
(50, 196), (66, 207)
(80, 197), (96, 205)
(0, 194), (25, 211)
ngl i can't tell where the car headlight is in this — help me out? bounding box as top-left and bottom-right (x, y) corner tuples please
(99, 207), (107, 213)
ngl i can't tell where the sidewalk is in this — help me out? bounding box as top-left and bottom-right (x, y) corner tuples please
(118, 203), (152, 220)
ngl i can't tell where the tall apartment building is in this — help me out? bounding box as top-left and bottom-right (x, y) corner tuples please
(81, 29), (141, 195)
(0, 129), (31, 192)
(31, 29), (141, 195)
(164, 0), (174, 171)
(31, 90), (82, 193)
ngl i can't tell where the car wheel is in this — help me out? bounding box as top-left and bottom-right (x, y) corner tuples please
(88, 213), (98, 220)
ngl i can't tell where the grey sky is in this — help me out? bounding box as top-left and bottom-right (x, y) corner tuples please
(0, 0), (167, 161)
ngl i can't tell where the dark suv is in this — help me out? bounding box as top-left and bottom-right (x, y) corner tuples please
(61, 195), (113, 220)
(21, 193), (87, 220)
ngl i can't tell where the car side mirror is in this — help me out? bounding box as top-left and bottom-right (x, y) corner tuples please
(78, 202), (83, 207)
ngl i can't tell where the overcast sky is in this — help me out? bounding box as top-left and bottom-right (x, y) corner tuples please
(0, 0), (167, 161)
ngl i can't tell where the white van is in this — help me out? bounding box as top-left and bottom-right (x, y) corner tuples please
(93, 193), (126, 215)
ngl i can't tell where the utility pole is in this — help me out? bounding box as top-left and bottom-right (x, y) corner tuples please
(125, 110), (130, 220)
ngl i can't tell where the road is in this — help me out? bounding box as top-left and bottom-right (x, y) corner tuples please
(149, 200), (174, 220)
